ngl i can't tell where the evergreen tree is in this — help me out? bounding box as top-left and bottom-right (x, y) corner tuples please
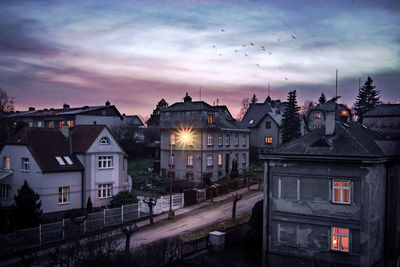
(281, 90), (301, 144)
(318, 93), (327, 104)
(86, 197), (93, 213)
(250, 94), (258, 103)
(230, 159), (239, 178)
(10, 180), (42, 230)
(146, 99), (169, 127)
(354, 76), (380, 121)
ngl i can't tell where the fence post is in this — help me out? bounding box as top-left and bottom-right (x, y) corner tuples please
(121, 204), (124, 224)
(104, 209), (106, 227)
(62, 219), (65, 240)
(39, 224), (42, 246)
(137, 202), (140, 219)
(181, 193), (184, 208)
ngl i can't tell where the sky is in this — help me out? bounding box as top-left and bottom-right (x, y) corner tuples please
(1, 0), (399, 119)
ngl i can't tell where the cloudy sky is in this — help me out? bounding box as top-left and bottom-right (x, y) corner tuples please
(1, 0), (399, 118)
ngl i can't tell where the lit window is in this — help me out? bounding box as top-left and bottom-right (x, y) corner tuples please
(187, 154), (193, 166)
(313, 125), (322, 130)
(98, 156), (113, 169)
(218, 134), (223, 146)
(265, 121), (271, 129)
(208, 114), (214, 124)
(207, 154), (213, 166)
(4, 156), (10, 169)
(333, 180), (351, 204)
(58, 187), (70, 204)
(170, 132), (176, 145)
(207, 133), (213, 146)
(313, 112), (322, 119)
(0, 184), (9, 199)
(28, 121), (33, 127)
(225, 134), (230, 146)
(99, 136), (110, 144)
(235, 134), (239, 146)
(55, 156), (66, 166)
(341, 110), (348, 117)
(331, 227), (349, 252)
(37, 121), (43, 127)
(58, 121), (64, 128)
(98, 184), (112, 198)
(242, 153), (247, 165)
(242, 134), (246, 146)
(63, 156), (73, 165)
(48, 121), (54, 128)
(265, 136), (273, 144)
(218, 154), (223, 166)
(67, 120), (74, 127)
(21, 158), (29, 171)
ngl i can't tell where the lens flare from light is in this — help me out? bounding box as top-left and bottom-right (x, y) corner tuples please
(176, 126), (194, 147)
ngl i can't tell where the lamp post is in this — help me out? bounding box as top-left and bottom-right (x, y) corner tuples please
(168, 127), (194, 220)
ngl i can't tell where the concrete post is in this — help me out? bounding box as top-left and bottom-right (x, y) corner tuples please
(262, 160), (269, 267)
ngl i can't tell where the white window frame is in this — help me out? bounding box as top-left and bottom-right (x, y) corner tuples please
(98, 156), (113, 169)
(218, 134), (223, 146)
(207, 154), (213, 167)
(187, 154), (193, 166)
(98, 184), (113, 198)
(242, 153), (247, 165)
(63, 156), (73, 165)
(0, 184), (9, 199)
(235, 134), (239, 146)
(331, 227), (350, 252)
(99, 136), (110, 144)
(58, 186), (70, 204)
(207, 133), (213, 146)
(21, 158), (29, 171)
(332, 180), (351, 204)
(225, 134), (230, 146)
(242, 134), (246, 146)
(218, 154), (223, 166)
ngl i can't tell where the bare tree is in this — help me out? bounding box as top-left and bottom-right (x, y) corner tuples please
(232, 193), (243, 220)
(121, 224), (139, 255)
(143, 197), (157, 225)
(236, 97), (250, 121)
(300, 99), (316, 114)
(0, 88), (14, 113)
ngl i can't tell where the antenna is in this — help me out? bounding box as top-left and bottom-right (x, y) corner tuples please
(199, 86), (202, 101)
(268, 82), (270, 97)
(216, 98), (219, 106)
(335, 69), (338, 98)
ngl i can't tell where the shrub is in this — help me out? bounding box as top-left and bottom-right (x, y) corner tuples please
(109, 191), (138, 208)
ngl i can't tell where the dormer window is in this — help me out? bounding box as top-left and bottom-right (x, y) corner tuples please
(100, 137), (110, 144)
(341, 110), (348, 117)
(208, 114), (214, 124)
(313, 112), (322, 119)
(55, 156), (66, 166)
(63, 156), (73, 165)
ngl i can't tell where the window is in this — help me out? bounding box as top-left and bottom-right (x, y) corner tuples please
(331, 227), (349, 252)
(98, 156), (113, 169)
(170, 132), (176, 145)
(235, 134), (239, 146)
(242, 153), (247, 165)
(242, 134), (246, 146)
(0, 184), (8, 199)
(207, 133), (213, 146)
(58, 121), (64, 128)
(225, 134), (230, 146)
(37, 121), (43, 127)
(313, 125), (322, 130)
(187, 154), (193, 166)
(265, 136), (273, 144)
(218, 134), (223, 146)
(341, 110), (348, 117)
(208, 114), (214, 124)
(67, 120), (74, 127)
(333, 180), (351, 204)
(48, 121), (54, 128)
(63, 156), (73, 165)
(207, 154), (213, 166)
(170, 154), (175, 166)
(55, 156), (66, 166)
(4, 156), (10, 169)
(21, 158), (29, 171)
(313, 112), (322, 119)
(218, 154), (223, 166)
(265, 121), (271, 129)
(58, 187), (70, 204)
(98, 184), (112, 198)
(99, 136), (110, 144)
(28, 121), (33, 127)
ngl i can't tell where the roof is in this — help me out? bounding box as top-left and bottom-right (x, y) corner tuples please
(261, 121), (398, 160)
(240, 101), (286, 128)
(362, 104), (400, 117)
(122, 115), (144, 127)
(71, 125), (106, 153)
(163, 101), (215, 112)
(6, 128), (84, 173)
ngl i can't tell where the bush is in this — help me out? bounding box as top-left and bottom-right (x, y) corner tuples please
(109, 191), (138, 208)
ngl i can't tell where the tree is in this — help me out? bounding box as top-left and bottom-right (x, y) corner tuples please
(109, 191), (138, 208)
(0, 88), (14, 113)
(146, 99), (169, 127)
(10, 180), (42, 230)
(300, 100), (315, 114)
(86, 197), (93, 213)
(250, 94), (258, 103)
(230, 159), (239, 178)
(236, 97), (250, 121)
(281, 90), (301, 144)
(248, 200), (263, 233)
(318, 93), (327, 104)
(143, 197), (157, 225)
(354, 76), (380, 121)
(121, 224), (138, 255)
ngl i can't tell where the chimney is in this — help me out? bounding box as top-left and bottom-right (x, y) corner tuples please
(61, 124), (69, 138)
(325, 110), (336, 135)
(183, 92), (192, 103)
(28, 107), (35, 111)
(63, 103), (70, 109)
(105, 100), (110, 106)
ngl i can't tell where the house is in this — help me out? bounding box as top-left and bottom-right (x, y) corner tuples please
(159, 93), (250, 185)
(118, 115), (145, 143)
(361, 104), (400, 139)
(306, 100), (351, 131)
(0, 125), (130, 214)
(260, 105), (400, 266)
(6, 101), (123, 130)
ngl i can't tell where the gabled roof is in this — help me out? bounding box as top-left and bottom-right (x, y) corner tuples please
(163, 101), (215, 112)
(362, 104), (400, 117)
(71, 125), (107, 153)
(261, 122), (397, 159)
(122, 115), (144, 127)
(6, 128), (84, 173)
(240, 101), (286, 128)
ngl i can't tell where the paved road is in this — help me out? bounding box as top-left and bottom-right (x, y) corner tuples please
(131, 190), (263, 248)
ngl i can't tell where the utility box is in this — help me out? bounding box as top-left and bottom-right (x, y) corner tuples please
(209, 231), (226, 252)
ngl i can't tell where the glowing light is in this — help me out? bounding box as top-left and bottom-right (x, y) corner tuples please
(176, 126), (195, 147)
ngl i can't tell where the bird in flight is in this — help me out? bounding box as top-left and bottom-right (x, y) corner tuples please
(218, 54), (222, 56)
(234, 50), (238, 52)
(256, 64), (260, 67)
(268, 52), (272, 55)
(250, 42), (254, 46)
(242, 44), (246, 47)
(260, 45), (265, 50)
(291, 35), (296, 39)
(221, 29), (225, 32)
(212, 45), (216, 48)
(284, 77), (288, 80)
(278, 38), (281, 42)
(245, 54), (248, 57)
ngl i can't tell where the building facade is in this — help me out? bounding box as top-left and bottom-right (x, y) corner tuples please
(306, 100), (351, 131)
(159, 93), (250, 185)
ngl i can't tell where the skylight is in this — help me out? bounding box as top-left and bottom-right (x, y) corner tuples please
(249, 120), (254, 125)
(55, 156), (66, 165)
(63, 156), (73, 165)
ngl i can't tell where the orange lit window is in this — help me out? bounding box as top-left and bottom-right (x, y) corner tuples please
(333, 180), (351, 204)
(341, 110), (348, 117)
(313, 125), (322, 130)
(331, 227), (349, 252)
(265, 136), (272, 144)
(208, 114), (214, 124)
(187, 154), (193, 166)
(58, 121), (64, 128)
(218, 154), (223, 166)
(313, 112), (322, 119)
(67, 120), (74, 127)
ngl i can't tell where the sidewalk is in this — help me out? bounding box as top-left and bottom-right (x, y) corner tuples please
(135, 184), (260, 229)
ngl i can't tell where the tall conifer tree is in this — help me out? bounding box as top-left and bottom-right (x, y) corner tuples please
(281, 90), (301, 143)
(354, 76), (380, 121)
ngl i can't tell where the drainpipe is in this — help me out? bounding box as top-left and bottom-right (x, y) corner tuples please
(383, 163), (389, 265)
(262, 159), (270, 267)
(81, 170), (85, 209)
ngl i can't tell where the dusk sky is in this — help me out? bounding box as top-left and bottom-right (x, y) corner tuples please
(1, 0), (399, 118)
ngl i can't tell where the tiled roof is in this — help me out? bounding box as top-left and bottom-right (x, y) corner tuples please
(262, 122), (397, 159)
(71, 125), (106, 153)
(362, 104), (400, 117)
(164, 101), (215, 112)
(240, 101), (286, 128)
(122, 115), (144, 127)
(6, 128), (84, 173)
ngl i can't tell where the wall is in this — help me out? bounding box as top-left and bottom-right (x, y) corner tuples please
(250, 114), (281, 152)
(75, 115), (122, 129)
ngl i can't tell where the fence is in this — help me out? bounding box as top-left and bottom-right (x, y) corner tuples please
(0, 193), (184, 257)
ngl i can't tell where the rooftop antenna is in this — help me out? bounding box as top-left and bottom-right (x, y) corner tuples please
(268, 82), (270, 97)
(216, 98), (219, 106)
(335, 69), (338, 98)
(199, 86), (202, 101)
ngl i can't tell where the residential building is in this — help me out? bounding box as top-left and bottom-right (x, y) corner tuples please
(306, 100), (351, 131)
(361, 104), (400, 139)
(0, 125), (129, 214)
(159, 93), (250, 185)
(260, 106), (400, 266)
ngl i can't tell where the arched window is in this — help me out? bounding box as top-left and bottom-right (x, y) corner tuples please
(99, 136), (110, 144)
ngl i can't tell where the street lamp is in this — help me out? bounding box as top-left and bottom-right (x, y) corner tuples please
(168, 126), (194, 220)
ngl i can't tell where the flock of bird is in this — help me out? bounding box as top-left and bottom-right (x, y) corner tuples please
(210, 28), (297, 81)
